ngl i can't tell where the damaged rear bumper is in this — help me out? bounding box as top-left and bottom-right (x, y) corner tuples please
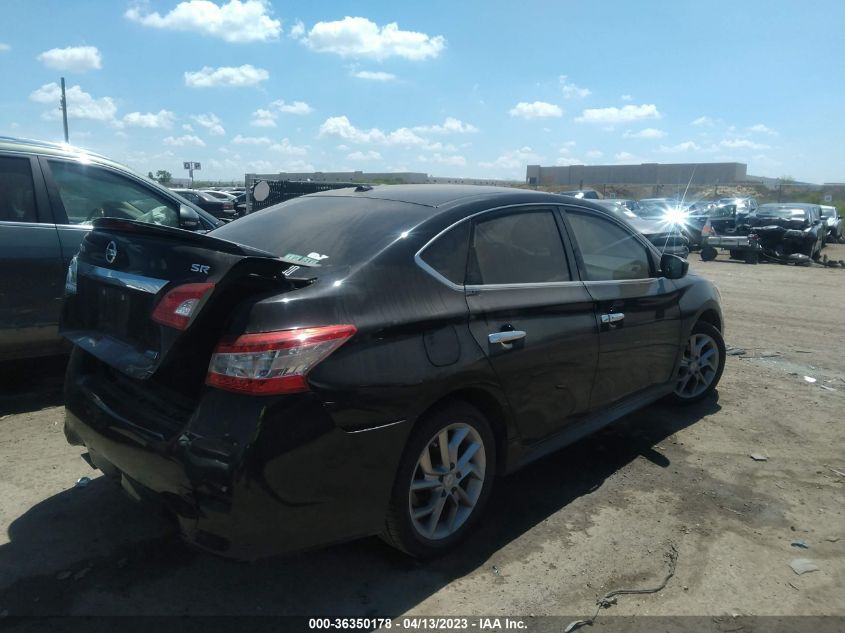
(63, 353), (411, 560)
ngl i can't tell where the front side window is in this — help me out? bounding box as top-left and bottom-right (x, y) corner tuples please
(566, 210), (652, 281)
(48, 160), (179, 227)
(468, 210), (571, 285)
(0, 156), (37, 223)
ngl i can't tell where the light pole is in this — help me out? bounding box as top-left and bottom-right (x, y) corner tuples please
(60, 77), (69, 143)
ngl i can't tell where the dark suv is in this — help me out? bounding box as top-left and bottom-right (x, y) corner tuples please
(0, 137), (220, 361)
(62, 185), (725, 559)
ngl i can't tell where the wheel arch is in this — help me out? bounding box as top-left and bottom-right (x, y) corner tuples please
(413, 386), (514, 476)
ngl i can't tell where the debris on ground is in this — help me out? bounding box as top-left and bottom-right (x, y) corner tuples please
(749, 453), (769, 462)
(791, 541), (809, 549)
(564, 543), (678, 633)
(726, 347), (747, 356)
(819, 385), (838, 392)
(803, 376), (817, 384)
(826, 537), (841, 543)
(825, 465), (845, 478)
(491, 565), (500, 576)
(74, 476), (91, 488)
(789, 559), (819, 575)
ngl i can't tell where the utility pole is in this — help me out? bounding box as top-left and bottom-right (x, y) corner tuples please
(60, 77), (69, 143)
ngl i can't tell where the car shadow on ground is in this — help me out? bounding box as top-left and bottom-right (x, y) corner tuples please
(0, 395), (720, 617)
(0, 356), (66, 416)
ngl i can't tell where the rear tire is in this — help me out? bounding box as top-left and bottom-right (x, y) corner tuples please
(744, 251), (759, 265)
(669, 321), (726, 405)
(729, 249), (743, 260)
(700, 246), (718, 261)
(381, 401), (496, 558)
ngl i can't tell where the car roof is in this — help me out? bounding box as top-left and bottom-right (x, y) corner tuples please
(0, 136), (128, 171)
(306, 184), (557, 208)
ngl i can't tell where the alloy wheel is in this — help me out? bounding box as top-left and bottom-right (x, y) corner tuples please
(408, 423), (486, 541)
(674, 332), (720, 399)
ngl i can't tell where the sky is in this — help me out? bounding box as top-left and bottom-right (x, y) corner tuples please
(1, 0), (843, 183)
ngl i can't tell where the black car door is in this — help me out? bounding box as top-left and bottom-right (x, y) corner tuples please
(562, 207), (682, 407)
(0, 154), (65, 360)
(465, 206), (599, 444)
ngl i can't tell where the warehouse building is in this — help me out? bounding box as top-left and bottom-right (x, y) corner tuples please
(525, 162), (749, 187)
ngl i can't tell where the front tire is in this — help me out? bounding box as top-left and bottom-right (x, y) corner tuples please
(381, 402), (496, 558)
(670, 321), (726, 404)
(700, 246), (718, 261)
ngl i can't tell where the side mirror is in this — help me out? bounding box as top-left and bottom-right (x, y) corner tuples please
(661, 253), (689, 279)
(179, 204), (201, 230)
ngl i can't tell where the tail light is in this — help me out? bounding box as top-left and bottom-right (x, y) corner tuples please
(206, 325), (357, 395)
(152, 283), (215, 330)
(701, 220), (716, 237)
(223, 202), (234, 211)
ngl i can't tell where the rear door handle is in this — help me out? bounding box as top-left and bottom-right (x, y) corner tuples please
(600, 312), (625, 325)
(488, 330), (526, 348)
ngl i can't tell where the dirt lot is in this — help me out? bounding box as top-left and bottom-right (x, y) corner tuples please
(1, 245), (843, 624)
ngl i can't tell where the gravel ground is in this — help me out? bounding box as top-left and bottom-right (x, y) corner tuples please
(0, 244), (843, 623)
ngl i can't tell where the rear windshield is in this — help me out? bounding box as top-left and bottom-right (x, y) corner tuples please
(756, 206), (808, 219)
(210, 195), (433, 269)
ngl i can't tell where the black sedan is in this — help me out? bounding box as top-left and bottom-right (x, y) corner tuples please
(61, 185), (725, 559)
(171, 188), (237, 220)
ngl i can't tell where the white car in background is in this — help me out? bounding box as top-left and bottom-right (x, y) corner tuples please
(820, 205), (842, 243)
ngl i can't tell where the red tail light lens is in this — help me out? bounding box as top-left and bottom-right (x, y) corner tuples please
(206, 325), (357, 395)
(701, 221), (715, 237)
(151, 283), (215, 330)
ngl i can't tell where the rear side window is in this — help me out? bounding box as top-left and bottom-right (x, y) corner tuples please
(566, 210), (651, 281)
(0, 156), (37, 223)
(419, 222), (470, 285)
(48, 160), (180, 227)
(468, 210), (571, 285)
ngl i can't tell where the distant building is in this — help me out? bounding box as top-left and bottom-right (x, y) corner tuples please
(526, 162), (749, 187)
(246, 170), (520, 187)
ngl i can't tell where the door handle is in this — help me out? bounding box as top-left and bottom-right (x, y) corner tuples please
(488, 330), (526, 348)
(600, 312), (625, 325)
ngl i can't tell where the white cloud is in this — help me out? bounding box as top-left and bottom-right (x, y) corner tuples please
(125, 0), (281, 43)
(418, 153), (467, 167)
(556, 156), (583, 166)
(163, 134), (205, 147)
(586, 150), (603, 159)
(352, 70), (397, 81)
(303, 16), (445, 60)
(559, 75), (591, 98)
(719, 138), (769, 150)
(184, 64), (268, 88)
(318, 115), (428, 146)
(347, 150), (382, 161)
(659, 141), (701, 153)
(691, 115), (716, 127)
(575, 104), (661, 124)
(270, 138), (308, 155)
(289, 19), (305, 39)
(182, 124), (194, 131)
(623, 127), (667, 139)
(122, 110), (175, 129)
(271, 99), (313, 114)
(480, 146), (541, 170)
(412, 117), (478, 134)
(29, 82), (116, 121)
(36, 45), (102, 72)
(232, 134), (271, 145)
(0, 43), (10, 52)
(508, 101), (563, 119)
(749, 123), (778, 136)
(251, 108), (277, 127)
(614, 151), (646, 162)
(190, 113), (225, 135)
(621, 94), (632, 101)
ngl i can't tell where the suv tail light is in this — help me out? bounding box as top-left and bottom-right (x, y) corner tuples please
(206, 325), (357, 395)
(152, 283), (215, 330)
(701, 220), (716, 237)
